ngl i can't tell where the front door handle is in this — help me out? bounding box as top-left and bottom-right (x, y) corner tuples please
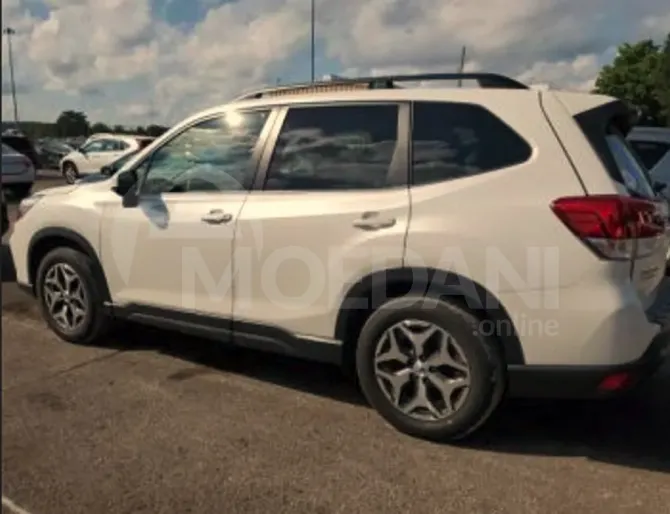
(201, 209), (233, 224)
(353, 211), (397, 230)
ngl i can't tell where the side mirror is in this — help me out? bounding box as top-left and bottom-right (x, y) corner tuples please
(114, 169), (137, 198)
(100, 165), (112, 176)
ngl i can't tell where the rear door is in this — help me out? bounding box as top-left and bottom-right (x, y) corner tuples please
(232, 102), (410, 341)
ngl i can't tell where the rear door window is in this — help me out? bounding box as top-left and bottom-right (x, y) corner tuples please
(264, 104), (400, 191)
(410, 101), (532, 186)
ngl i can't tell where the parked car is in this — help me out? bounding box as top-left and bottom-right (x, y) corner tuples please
(36, 140), (75, 170)
(628, 126), (670, 198)
(1, 142), (35, 199)
(59, 134), (154, 184)
(1, 134), (41, 169)
(8, 72), (670, 442)
(76, 149), (141, 184)
(1, 190), (8, 238)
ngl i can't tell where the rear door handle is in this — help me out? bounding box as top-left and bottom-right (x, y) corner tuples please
(353, 212), (397, 230)
(201, 209), (233, 224)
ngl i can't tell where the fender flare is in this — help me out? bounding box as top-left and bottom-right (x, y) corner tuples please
(27, 226), (111, 302)
(334, 267), (526, 365)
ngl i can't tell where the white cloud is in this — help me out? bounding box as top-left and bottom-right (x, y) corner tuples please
(1, 0), (669, 125)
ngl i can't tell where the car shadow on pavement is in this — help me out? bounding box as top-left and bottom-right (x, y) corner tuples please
(106, 323), (670, 475)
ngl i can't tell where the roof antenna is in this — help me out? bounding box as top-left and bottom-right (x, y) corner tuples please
(457, 46), (467, 88)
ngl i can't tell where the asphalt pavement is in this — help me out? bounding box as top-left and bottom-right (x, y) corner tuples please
(2, 175), (669, 514)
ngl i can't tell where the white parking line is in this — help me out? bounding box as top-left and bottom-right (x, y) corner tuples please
(2, 496), (34, 514)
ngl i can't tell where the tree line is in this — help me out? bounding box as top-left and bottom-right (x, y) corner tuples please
(11, 110), (169, 140)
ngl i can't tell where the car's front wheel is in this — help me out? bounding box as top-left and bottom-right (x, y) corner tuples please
(356, 296), (506, 442)
(36, 247), (111, 345)
(62, 162), (79, 184)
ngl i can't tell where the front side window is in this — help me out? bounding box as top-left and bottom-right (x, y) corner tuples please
(139, 110), (270, 194)
(264, 104), (399, 191)
(411, 101), (532, 186)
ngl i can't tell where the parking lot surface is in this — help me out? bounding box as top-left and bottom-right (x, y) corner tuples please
(2, 176), (670, 514)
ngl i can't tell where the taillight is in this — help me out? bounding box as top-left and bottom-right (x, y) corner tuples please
(551, 195), (666, 260)
(21, 157), (32, 170)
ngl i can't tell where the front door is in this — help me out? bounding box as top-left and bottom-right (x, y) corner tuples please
(100, 109), (275, 319)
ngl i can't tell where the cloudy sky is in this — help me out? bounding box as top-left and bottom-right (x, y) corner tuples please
(2, 0), (669, 126)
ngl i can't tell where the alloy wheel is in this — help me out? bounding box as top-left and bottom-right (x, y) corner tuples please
(42, 262), (88, 333)
(64, 165), (77, 184)
(373, 319), (471, 421)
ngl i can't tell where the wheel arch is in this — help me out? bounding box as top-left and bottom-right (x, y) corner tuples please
(335, 267), (526, 375)
(27, 227), (111, 302)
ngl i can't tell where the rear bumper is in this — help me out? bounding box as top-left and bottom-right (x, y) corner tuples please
(507, 331), (670, 399)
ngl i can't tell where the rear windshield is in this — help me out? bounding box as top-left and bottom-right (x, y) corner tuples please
(574, 103), (656, 199)
(2, 137), (33, 155)
(1, 143), (17, 155)
(629, 140), (670, 170)
(605, 132), (655, 198)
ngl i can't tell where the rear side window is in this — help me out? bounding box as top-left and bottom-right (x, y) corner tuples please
(411, 102), (532, 186)
(629, 140), (670, 170)
(264, 104), (399, 191)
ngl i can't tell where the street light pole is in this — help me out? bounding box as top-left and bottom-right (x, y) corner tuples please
(310, 0), (315, 82)
(3, 27), (20, 125)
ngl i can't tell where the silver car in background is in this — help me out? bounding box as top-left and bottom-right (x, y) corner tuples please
(1, 143), (36, 199)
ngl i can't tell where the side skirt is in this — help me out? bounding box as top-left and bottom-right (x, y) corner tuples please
(112, 303), (343, 365)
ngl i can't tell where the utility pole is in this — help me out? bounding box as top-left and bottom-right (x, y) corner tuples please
(3, 27), (20, 125)
(310, 0), (315, 82)
(457, 46), (466, 87)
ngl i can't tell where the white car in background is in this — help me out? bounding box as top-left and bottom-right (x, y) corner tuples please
(1, 142), (36, 199)
(628, 126), (670, 197)
(59, 133), (155, 184)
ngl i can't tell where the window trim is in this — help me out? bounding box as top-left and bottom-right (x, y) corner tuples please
(130, 107), (279, 197)
(251, 101), (410, 192)
(408, 100), (533, 187)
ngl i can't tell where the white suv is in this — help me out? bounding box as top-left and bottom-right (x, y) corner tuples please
(59, 133), (154, 184)
(9, 73), (670, 441)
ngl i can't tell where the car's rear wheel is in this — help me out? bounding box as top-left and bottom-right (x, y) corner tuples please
(356, 296), (506, 442)
(36, 247), (111, 345)
(62, 162), (79, 184)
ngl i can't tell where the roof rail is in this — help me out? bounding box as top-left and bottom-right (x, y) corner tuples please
(234, 72), (528, 101)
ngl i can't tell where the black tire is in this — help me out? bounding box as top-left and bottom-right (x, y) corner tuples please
(356, 296), (506, 442)
(8, 183), (33, 200)
(62, 161), (79, 184)
(35, 247), (112, 345)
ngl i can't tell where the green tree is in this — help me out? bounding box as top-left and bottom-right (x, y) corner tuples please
(55, 110), (90, 137)
(112, 124), (127, 134)
(145, 124), (168, 137)
(656, 33), (670, 126)
(90, 122), (111, 134)
(594, 36), (669, 126)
